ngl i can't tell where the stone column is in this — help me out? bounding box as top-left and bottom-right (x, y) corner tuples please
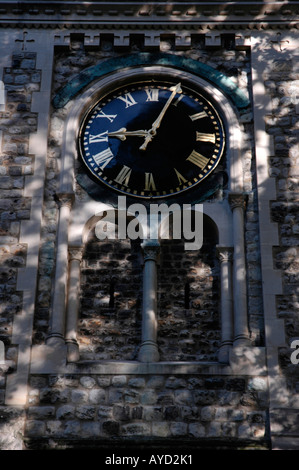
(47, 193), (74, 347)
(229, 193), (250, 346)
(138, 240), (160, 362)
(65, 246), (83, 362)
(217, 247), (234, 363)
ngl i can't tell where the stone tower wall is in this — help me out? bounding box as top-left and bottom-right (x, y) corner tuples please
(0, 1), (298, 451)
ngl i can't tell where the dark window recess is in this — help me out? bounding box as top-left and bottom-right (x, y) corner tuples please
(221, 34), (235, 50)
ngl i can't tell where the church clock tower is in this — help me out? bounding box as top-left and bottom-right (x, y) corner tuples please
(0, 0), (298, 452)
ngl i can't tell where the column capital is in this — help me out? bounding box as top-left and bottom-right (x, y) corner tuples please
(56, 192), (75, 209)
(216, 246), (234, 263)
(228, 192), (247, 211)
(141, 239), (160, 262)
(68, 246), (83, 262)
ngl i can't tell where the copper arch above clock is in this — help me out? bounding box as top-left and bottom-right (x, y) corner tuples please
(78, 74), (226, 199)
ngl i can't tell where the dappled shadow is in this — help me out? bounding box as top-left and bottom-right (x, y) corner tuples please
(78, 222), (143, 361)
(0, 1), (298, 449)
(158, 213), (220, 362)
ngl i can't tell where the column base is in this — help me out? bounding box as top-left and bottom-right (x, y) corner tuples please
(233, 335), (251, 347)
(138, 341), (160, 363)
(31, 341), (67, 373)
(66, 339), (80, 363)
(46, 333), (65, 347)
(218, 342), (232, 364)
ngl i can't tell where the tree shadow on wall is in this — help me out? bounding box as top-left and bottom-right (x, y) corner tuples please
(78, 226), (143, 361)
(157, 213), (220, 362)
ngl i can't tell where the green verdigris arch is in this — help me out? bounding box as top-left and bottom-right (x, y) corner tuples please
(52, 52), (250, 110)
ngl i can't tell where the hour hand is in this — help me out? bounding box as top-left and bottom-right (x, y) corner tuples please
(108, 127), (149, 141)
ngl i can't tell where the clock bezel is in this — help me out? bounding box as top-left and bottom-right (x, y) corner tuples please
(77, 66), (227, 200)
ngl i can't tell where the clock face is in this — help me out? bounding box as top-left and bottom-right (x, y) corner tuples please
(79, 79), (225, 199)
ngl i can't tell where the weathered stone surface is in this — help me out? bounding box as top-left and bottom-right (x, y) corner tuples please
(0, 25), (283, 451)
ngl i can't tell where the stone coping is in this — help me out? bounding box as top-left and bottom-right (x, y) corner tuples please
(0, 1), (297, 31)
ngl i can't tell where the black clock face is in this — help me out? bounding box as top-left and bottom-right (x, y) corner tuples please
(79, 80), (225, 199)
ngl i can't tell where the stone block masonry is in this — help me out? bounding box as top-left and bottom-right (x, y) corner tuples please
(0, 50), (40, 389)
(157, 236), (221, 362)
(23, 373), (269, 449)
(265, 59), (299, 393)
(78, 233), (143, 361)
(0, 33), (266, 450)
(0, 1), (297, 448)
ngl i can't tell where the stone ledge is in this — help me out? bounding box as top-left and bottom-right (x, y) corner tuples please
(229, 346), (267, 375)
(272, 436), (299, 450)
(30, 345), (266, 376)
(270, 408), (299, 439)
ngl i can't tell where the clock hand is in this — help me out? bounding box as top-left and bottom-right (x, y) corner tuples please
(139, 83), (182, 151)
(108, 127), (150, 141)
(150, 83), (182, 132)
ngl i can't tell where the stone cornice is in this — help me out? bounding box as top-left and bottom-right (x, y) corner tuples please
(0, 1), (298, 30)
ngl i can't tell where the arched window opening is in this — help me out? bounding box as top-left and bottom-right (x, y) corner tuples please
(78, 223), (143, 361)
(157, 213), (220, 362)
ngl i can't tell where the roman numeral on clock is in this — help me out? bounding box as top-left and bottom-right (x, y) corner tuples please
(187, 150), (209, 169)
(93, 148), (114, 169)
(145, 88), (159, 102)
(144, 173), (156, 191)
(196, 132), (216, 143)
(174, 168), (187, 185)
(114, 165), (132, 186)
(88, 131), (108, 144)
(96, 110), (117, 122)
(189, 110), (208, 121)
(172, 94), (184, 107)
(117, 93), (137, 108)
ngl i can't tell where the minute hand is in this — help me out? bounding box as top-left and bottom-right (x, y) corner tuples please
(140, 83), (182, 151)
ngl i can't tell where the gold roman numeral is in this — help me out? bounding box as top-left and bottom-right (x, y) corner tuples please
(114, 165), (132, 186)
(174, 168), (187, 185)
(144, 173), (156, 191)
(189, 111), (208, 121)
(187, 150), (209, 169)
(196, 132), (216, 144)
